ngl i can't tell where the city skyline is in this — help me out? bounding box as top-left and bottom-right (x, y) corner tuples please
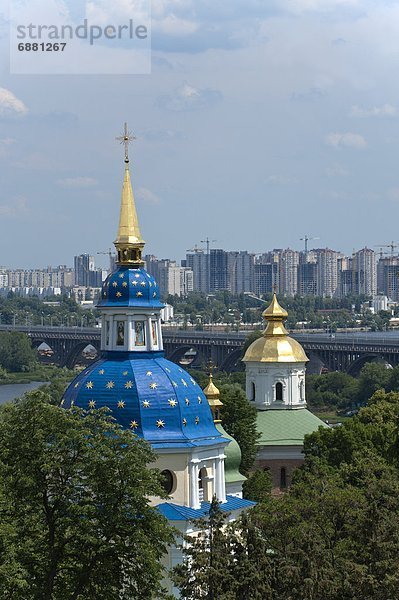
(2, 1), (399, 267)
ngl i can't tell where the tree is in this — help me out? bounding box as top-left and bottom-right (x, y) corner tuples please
(242, 469), (272, 503)
(0, 390), (174, 599)
(172, 497), (235, 600)
(0, 331), (37, 372)
(219, 384), (259, 474)
(357, 362), (391, 402)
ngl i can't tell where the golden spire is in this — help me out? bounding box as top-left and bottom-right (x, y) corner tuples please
(262, 293), (289, 337)
(203, 362), (223, 424)
(114, 123), (145, 267)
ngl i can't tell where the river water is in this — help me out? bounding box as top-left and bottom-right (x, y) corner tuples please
(0, 382), (46, 405)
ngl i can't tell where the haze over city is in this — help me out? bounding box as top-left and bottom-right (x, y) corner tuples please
(1, 0), (399, 268)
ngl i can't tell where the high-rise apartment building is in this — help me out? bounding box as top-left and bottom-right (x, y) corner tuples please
(352, 248), (376, 297)
(185, 248), (208, 293)
(377, 257), (399, 301)
(297, 262), (318, 296)
(278, 249), (300, 296)
(314, 248), (340, 297)
(254, 262), (279, 296)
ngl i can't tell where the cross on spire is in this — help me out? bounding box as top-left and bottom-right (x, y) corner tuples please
(116, 122), (135, 164)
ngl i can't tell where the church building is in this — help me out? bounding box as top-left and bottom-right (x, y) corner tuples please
(62, 126), (253, 596)
(243, 294), (328, 491)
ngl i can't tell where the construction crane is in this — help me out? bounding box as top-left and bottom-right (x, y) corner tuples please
(200, 238), (217, 294)
(97, 248), (115, 273)
(374, 242), (399, 258)
(300, 235), (319, 254)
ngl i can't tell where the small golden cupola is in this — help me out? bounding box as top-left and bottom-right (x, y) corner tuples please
(203, 365), (223, 424)
(114, 123), (145, 267)
(243, 293), (308, 364)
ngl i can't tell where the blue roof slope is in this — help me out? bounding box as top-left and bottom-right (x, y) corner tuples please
(157, 495), (256, 521)
(63, 353), (225, 448)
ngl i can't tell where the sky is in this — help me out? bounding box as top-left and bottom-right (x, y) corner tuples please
(1, 0), (399, 269)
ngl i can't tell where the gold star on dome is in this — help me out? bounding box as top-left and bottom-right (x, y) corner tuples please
(198, 396), (202, 404)
(181, 379), (188, 387)
(98, 369), (105, 375)
(135, 273), (140, 278)
(136, 291), (143, 297)
(60, 399), (65, 406)
(153, 292), (157, 297)
(150, 382), (158, 390)
(140, 281), (146, 287)
(182, 418), (187, 426)
(195, 416), (200, 425)
(132, 280), (138, 286)
(88, 400), (96, 409)
(190, 378), (196, 385)
(86, 381), (93, 389)
(71, 400), (75, 407)
(123, 370), (129, 376)
(185, 398), (190, 406)
(119, 273), (125, 278)
(125, 381), (133, 389)
(117, 400), (125, 408)
(106, 381), (115, 389)
(103, 293), (107, 298)
(112, 281), (118, 287)
(143, 400), (150, 408)
(168, 399), (177, 407)
(116, 292), (122, 298)
(146, 371), (152, 376)
(74, 383), (79, 388)
(130, 420), (138, 430)
(148, 281), (152, 287)
(122, 281), (128, 287)
(172, 381), (178, 388)
(156, 419), (165, 428)
(165, 367), (171, 373)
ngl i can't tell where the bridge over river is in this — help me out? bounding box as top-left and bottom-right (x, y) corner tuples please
(2, 325), (399, 375)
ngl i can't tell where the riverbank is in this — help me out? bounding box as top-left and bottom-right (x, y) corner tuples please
(0, 365), (75, 386)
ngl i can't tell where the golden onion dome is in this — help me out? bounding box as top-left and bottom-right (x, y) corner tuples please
(243, 293), (308, 364)
(203, 371), (223, 423)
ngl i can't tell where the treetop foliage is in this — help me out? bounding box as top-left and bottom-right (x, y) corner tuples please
(0, 391), (174, 599)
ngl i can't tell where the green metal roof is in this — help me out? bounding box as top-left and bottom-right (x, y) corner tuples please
(256, 409), (328, 446)
(216, 424), (246, 484)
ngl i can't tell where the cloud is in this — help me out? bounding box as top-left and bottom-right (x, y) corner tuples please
(387, 188), (399, 202)
(351, 104), (397, 117)
(265, 174), (298, 185)
(57, 177), (98, 188)
(136, 187), (161, 205)
(325, 163), (349, 177)
(141, 129), (187, 142)
(325, 132), (367, 149)
(0, 196), (28, 217)
(291, 87), (327, 102)
(0, 138), (16, 158)
(0, 88), (28, 116)
(155, 83), (223, 112)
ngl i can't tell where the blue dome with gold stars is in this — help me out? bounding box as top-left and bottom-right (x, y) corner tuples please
(62, 352), (223, 449)
(98, 266), (163, 309)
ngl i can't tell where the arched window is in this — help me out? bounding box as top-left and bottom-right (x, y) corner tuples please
(275, 382), (283, 401)
(160, 470), (175, 495)
(250, 382), (256, 401)
(299, 379), (305, 401)
(280, 467), (287, 489)
(199, 467), (208, 502)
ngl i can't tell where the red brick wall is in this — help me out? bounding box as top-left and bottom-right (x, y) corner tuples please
(254, 457), (304, 492)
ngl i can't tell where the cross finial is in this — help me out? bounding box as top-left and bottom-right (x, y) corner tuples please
(116, 122), (135, 164)
(208, 359), (215, 378)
